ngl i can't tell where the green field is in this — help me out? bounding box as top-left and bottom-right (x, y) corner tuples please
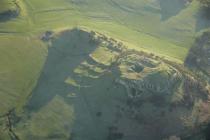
(0, 0), (208, 61)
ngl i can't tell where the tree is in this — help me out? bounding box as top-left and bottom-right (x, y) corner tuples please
(199, 0), (210, 7)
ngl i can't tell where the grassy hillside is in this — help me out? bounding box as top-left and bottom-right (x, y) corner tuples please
(0, 0), (210, 140)
(0, 35), (46, 115)
(12, 29), (210, 140)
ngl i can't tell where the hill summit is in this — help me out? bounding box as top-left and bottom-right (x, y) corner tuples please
(6, 28), (209, 140)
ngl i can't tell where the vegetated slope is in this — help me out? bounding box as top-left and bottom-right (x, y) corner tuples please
(183, 30), (210, 140)
(67, 0), (204, 46)
(0, 34), (46, 140)
(0, 35), (46, 115)
(9, 29), (210, 140)
(0, 0), (210, 140)
(185, 31), (210, 76)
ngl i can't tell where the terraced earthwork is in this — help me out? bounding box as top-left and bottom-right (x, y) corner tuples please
(1, 0), (210, 140)
(8, 29), (209, 140)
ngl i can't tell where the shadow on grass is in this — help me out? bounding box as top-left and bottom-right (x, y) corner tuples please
(27, 28), (100, 111)
(25, 28), (126, 140)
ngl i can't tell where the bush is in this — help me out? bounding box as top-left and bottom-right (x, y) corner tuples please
(199, 0), (210, 7)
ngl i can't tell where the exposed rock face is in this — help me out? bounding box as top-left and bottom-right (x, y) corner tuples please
(10, 29), (210, 140)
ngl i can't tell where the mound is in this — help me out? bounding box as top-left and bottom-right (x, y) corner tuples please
(0, 0), (19, 22)
(3, 28), (207, 140)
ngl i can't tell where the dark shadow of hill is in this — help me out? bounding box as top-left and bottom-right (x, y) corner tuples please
(26, 28), (100, 111)
(159, 0), (186, 21)
(185, 31), (210, 76)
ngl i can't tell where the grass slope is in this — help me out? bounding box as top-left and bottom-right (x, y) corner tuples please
(1, 0), (209, 61)
(0, 0), (210, 139)
(13, 29), (210, 140)
(0, 35), (46, 115)
(185, 31), (210, 76)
